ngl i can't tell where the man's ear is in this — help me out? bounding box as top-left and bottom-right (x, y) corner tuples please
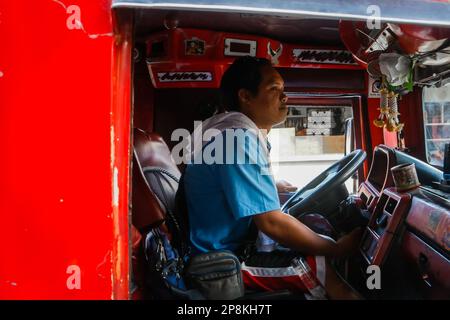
(238, 88), (252, 106)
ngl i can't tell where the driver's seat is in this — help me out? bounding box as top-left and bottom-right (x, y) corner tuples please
(132, 128), (182, 299)
(132, 128), (299, 300)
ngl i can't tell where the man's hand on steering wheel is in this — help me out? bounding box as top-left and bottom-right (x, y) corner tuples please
(276, 179), (298, 193)
(281, 149), (367, 222)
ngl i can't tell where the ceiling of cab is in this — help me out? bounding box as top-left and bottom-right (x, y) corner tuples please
(113, 0), (450, 27)
(117, 0), (450, 47)
(133, 9), (343, 46)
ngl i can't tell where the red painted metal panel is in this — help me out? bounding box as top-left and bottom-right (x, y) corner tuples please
(399, 90), (426, 160)
(406, 194), (450, 253)
(367, 98), (385, 148)
(111, 9), (133, 299)
(0, 0), (129, 299)
(391, 24), (450, 55)
(401, 231), (450, 298)
(146, 28), (363, 89)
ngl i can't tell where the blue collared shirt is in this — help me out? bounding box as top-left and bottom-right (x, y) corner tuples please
(184, 129), (280, 253)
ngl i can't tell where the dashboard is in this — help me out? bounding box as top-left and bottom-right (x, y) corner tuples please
(352, 145), (450, 299)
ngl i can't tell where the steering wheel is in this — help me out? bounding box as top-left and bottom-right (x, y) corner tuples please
(281, 149), (366, 219)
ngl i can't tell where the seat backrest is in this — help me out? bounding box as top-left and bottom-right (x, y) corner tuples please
(132, 129), (296, 300)
(132, 129), (193, 299)
(132, 128), (181, 232)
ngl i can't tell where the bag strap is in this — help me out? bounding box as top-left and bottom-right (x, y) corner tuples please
(142, 167), (190, 256)
(173, 173), (191, 257)
(141, 166), (181, 231)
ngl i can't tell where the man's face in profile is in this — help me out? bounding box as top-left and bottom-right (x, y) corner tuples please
(245, 65), (288, 128)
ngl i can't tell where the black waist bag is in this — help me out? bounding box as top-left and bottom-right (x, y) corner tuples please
(185, 250), (245, 300)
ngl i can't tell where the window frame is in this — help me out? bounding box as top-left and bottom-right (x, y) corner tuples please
(421, 86), (450, 170)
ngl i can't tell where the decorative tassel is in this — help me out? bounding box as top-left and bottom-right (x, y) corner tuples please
(373, 88), (404, 132)
(373, 88), (389, 128)
(386, 92), (404, 132)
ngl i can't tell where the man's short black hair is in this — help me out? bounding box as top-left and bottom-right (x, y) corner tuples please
(220, 56), (272, 112)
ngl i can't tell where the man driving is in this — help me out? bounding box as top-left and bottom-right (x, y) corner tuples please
(183, 56), (362, 299)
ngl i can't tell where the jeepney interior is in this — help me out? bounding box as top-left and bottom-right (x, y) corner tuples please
(113, 3), (450, 300)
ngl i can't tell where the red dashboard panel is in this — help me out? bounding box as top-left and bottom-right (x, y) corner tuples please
(406, 191), (450, 253)
(402, 231), (450, 299)
(358, 181), (380, 213)
(359, 185), (450, 298)
(360, 188), (412, 265)
(358, 145), (397, 213)
(145, 28), (363, 88)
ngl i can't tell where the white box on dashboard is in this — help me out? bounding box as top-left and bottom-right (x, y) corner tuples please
(307, 122), (336, 129)
(309, 109), (332, 117)
(308, 116), (334, 124)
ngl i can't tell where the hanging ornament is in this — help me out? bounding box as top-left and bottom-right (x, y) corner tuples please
(385, 91), (404, 132)
(373, 88), (390, 128)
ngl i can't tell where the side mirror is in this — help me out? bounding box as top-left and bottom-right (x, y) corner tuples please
(344, 117), (355, 156)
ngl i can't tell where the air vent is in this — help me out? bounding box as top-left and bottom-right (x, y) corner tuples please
(384, 198), (398, 214)
(149, 41), (165, 59)
(360, 192), (368, 204)
(378, 194), (389, 208)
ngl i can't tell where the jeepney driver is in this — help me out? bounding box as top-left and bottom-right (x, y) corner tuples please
(184, 56), (362, 299)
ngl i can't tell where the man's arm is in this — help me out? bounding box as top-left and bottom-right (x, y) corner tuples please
(253, 209), (361, 257)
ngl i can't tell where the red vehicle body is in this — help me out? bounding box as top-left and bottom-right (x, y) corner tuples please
(0, 0), (449, 299)
(1, 0), (129, 299)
